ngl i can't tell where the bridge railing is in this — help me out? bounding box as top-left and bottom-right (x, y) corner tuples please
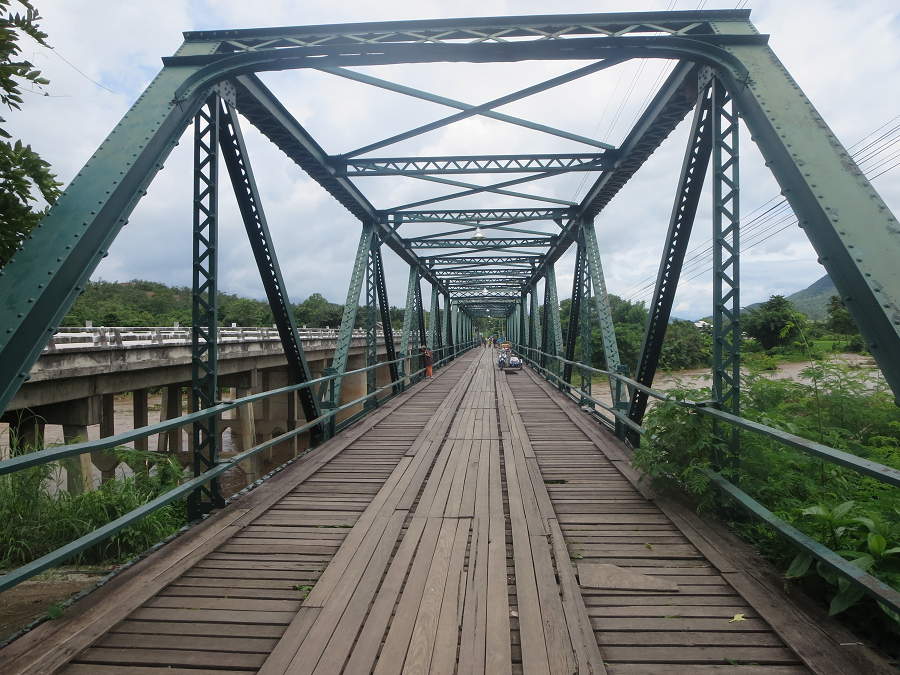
(42, 326), (403, 351)
(0, 340), (475, 592)
(509, 342), (900, 616)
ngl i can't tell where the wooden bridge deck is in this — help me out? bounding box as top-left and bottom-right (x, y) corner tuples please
(1, 349), (893, 675)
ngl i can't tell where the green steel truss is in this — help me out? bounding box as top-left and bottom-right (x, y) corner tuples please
(711, 77), (741, 465)
(189, 95), (224, 519)
(2, 9), (899, 462)
(628, 77), (714, 431)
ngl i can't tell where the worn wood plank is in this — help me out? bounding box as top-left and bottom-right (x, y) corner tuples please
(430, 518), (473, 674)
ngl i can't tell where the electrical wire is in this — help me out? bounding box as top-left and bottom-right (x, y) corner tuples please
(616, 113), (900, 304)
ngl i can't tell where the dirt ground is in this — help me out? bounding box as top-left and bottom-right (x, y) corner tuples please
(0, 569), (109, 644)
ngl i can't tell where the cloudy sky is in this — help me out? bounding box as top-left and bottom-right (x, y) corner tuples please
(7, 0), (900, 321)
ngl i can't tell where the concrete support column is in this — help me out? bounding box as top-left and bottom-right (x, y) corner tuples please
(338, 353), (367, 423)
(376, 353), (392, 402)
(92, 393), (119, 482)
(63, 424), (94, 494)
(133, 389), (149, 453)
(157, 385), (182, 453)
(236, 386), (260, 483)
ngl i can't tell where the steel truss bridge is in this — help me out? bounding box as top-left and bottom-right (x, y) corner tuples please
(1, 10), (899, 674)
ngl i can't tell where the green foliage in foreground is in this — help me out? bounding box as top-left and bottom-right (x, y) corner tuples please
(633, 358), (900, 627)
(0, 446), (187, 568)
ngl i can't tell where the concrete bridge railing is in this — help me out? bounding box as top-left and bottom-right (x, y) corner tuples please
(43, 326), (370, 351)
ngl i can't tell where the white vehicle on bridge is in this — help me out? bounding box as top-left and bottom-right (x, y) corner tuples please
(497, 342), (522, 369)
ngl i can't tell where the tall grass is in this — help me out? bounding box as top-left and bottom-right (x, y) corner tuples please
(0, 443), (187, 568)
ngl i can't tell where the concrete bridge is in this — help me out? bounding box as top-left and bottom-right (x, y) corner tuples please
(2, 327), (409, 489)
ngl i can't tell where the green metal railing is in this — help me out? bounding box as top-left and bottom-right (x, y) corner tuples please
(508, 342), (900, 615)
(0, 340), (475, 592)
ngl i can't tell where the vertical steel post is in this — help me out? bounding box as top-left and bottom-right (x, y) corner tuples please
(443, 292), (453, 361)
(546, 265), (564, 379)
(519, 295), (527, 349)
(189, 94), (224, 520)
(541, 278), (551, 369)
(578, 250), (593, 404)
(433, 288), (444, 365)
(712, 77), (741, 468)
(582, 218), (626, 408)
(331, 224), (375, 409)
(429, 284), (439, 353)
(531, 282), (541, 364)
(563, 236), (587, 389)
(400, 266), (418, 387)
(364, 236), (379, 409)
(527, 287), (534, 355)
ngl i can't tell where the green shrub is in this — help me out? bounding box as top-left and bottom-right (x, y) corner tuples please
(0, 445), (187, 568)
(633, 358), (900, 626)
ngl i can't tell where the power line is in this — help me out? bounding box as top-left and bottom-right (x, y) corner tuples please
(617, 113), (900, 304)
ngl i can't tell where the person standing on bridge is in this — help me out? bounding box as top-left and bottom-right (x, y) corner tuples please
(422, 346), (433, 378)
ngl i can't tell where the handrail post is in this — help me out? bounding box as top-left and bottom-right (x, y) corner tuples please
(614, 364), (630, 441)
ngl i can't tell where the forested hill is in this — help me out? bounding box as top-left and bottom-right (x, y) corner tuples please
(744, 274), (838, 320)
(61, 280), (404, 329)
(785, 274), (838, 319)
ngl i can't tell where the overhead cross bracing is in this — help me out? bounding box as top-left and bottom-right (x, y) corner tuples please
(4, 7), (897, 402)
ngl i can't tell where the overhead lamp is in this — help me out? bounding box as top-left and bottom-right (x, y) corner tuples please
(472, 223), (486, 241)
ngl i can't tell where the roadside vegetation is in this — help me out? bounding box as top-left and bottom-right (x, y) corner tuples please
(631, 299), (900, 635)
(561, 292), (867, 378)
(0, 441), (187, 568)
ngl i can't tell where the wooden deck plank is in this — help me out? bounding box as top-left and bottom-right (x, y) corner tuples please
(429, 517), (473, 674)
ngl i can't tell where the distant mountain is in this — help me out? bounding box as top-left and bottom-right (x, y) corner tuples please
(743, 274), (837, 320)
(786, 274), (838, 319)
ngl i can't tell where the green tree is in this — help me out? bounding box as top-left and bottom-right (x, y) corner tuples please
(294, 293), (344, 328)
(220, 296), (271, 327)
(743, 295), (801, 350)
(0, 1), (61, 266)
(659, 319), (711, 371)
(826, 295), (858, 336)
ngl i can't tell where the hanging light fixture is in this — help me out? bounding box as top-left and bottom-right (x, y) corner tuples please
(471, 221), (486, 241)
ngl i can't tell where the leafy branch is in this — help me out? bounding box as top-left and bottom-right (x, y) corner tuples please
(0, 0), (61, 267)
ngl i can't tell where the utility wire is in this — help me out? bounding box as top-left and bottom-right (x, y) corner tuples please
(617, 113), (900, 304)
